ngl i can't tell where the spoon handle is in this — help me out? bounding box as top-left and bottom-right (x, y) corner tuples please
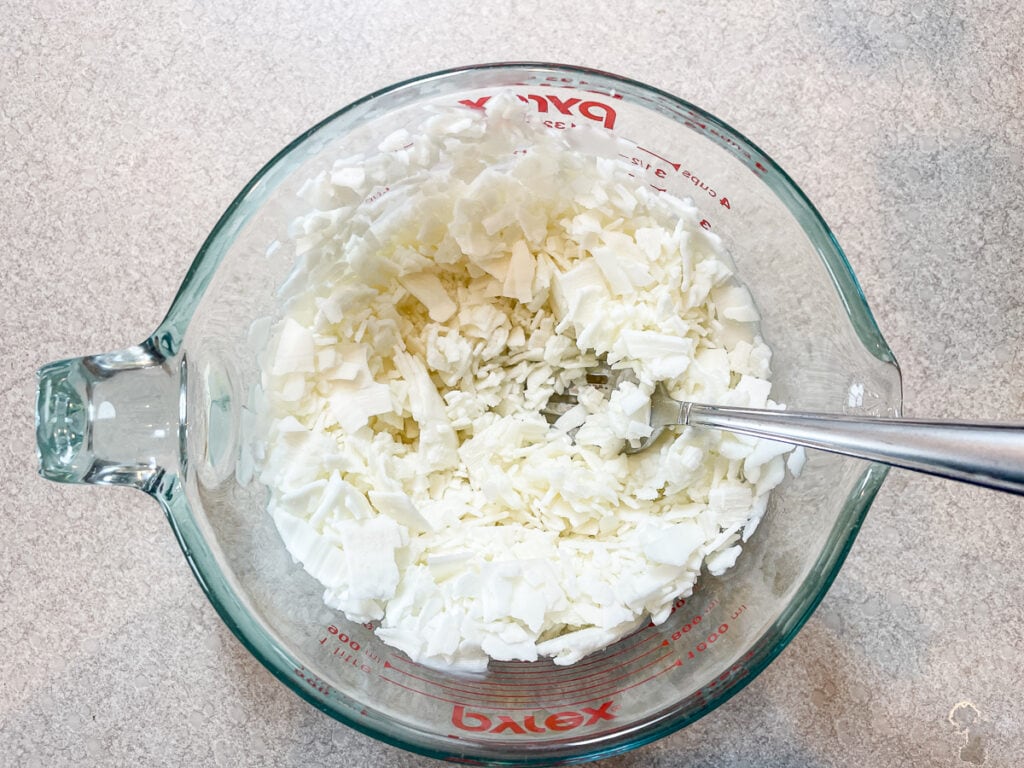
(682, 403), (1024, 496)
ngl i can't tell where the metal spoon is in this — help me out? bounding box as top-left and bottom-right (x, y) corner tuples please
(541, 361), (1024, 496)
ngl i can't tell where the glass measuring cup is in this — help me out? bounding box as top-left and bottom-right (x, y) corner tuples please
(34, 63), (902, 764)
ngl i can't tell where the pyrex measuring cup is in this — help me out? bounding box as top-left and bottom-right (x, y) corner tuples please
(34, 63), (901, 765)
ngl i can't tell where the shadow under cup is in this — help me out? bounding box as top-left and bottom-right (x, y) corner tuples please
(53, 64), (903, 765)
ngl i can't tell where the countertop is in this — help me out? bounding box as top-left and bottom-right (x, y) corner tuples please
(3, 1), (1023, 766)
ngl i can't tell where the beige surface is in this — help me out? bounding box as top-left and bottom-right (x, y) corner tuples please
(3, 1), (1024, 766)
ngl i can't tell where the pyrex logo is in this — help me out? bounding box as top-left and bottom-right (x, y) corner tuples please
(451, 701), (616, 735)
(458, 94), (617, 129)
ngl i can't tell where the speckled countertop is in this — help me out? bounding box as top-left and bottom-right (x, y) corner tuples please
(3, 1), (1023, 766)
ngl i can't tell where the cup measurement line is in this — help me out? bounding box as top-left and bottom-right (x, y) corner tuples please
(382, 650), (676, 703)
(636, 145), (682, 170)
(477, 626), (666, 676)
(381, 639), (672, 692)
(380, 622), (662, 679)
(379, 657), (684, 711)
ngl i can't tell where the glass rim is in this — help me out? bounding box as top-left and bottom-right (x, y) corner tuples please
(150, 62), (901, 764)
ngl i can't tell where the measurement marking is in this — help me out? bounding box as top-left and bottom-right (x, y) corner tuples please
(594, 659), (682, 704)
(522, 650), (675, 701)
(636, 145), (682, 170)
(384, 659), (554, 700)
(383, 650), (676, 702)
(380, 626), (659, 684)
(384, 639), (671, 693)
(650, 184), (667, 192)
(487, 625), (663, 676)
(379, 674), (465, 707)
(517, 640), (669, 686)
(383, 622), (662, 684)
(380, 658), (683, 711)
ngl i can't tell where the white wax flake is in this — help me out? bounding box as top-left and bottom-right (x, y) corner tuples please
(848, 382), (865, 407)
(708, 482), (755, 527)
(551, 259), (609, 325)
(503, 240), (536, 303)
(553, 403), (588, 433)
(732, 375), (773, 409)
(591, 242), (636, 295)
(271, 317), (316, 375)
(619, 331), (695, 379)
(330, 166), (366, 191)
(787, 446), (808, 477)
(639, 521), (705, 566)
(378, 129), (412, 152)
(712, 283), (760, 322)
(337, 517), (404, 601)
(368, 490), (433, 533)
(327, 381), (392, 433)
(255, 95), (799, 670)
(399, 271), (457, 322)
(705, 544), (742, 576)
(272, 509), (348, 590)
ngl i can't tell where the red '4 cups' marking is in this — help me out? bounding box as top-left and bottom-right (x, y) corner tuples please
(458, 94), (617, 129)
(451, 700), (617, 735)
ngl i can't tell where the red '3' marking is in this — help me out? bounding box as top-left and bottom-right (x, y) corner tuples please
(636, 145), (682, 171)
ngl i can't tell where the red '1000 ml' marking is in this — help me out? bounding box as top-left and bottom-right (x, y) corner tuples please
(687, 624), (729, 658)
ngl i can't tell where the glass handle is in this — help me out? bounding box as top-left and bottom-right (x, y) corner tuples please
(35, 339), (185, 492)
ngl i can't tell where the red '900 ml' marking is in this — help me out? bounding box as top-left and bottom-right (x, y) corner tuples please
(318, 625), (377, 675)
(324, 625), (360, 651)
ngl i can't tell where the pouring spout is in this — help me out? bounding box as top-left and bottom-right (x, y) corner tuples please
(35, 339), (186, 493)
